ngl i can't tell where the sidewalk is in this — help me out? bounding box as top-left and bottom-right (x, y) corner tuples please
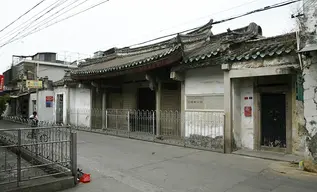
(233, 149), (303, 163)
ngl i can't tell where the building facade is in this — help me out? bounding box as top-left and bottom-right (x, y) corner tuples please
(299, 0), (317, 160)
(3, 52), (77, 119)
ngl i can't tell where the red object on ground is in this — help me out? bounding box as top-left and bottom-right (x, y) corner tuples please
(79, 173), (91, 183)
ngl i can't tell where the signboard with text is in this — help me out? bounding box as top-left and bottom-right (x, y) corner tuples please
(0, 75), (4, 92)
(26, 80), (43, 89)
(46, 96), (53, 108)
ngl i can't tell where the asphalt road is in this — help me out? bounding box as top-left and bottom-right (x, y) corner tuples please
(1, 120), (317, 192)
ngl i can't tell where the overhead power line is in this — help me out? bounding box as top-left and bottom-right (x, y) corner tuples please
(157, 0), (264, 35)
(0, 0), (111, 48)
(23, 0), (90, 36)
(0, 0), (67, 42)
(128, 0), (301, 48)
(28, 0), (88, 31)
(0, 0), (299, 49)
(0, 0), (70, 44)
(0, 0), (47, 33)
(0, 0), (88, 43)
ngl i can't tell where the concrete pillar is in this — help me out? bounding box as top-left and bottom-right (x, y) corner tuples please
(232, 79), (241, 149)
(66, 86), (71, 125)
(180, 81), (185, 137)
(156, 82), (162, 136)
(224, 71), (233, 153)
(90, 87), (93, 129)
(102, 91), (107, 130)
(301, 0), (317, 160)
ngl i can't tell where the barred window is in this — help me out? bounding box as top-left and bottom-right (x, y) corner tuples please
(296, 75), (304, 102)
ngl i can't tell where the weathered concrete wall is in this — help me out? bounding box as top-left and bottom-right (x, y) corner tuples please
(232, 78), (254, 150)
(303, 53), (317, 160)
(232, 79), (242, 149)
(292, 100), (306, 156)
(301, 0), (317, 160)
(184, 66), (224, 138)
(38, 65), (67, 82)
(30, 90), (55, 122)
(185, 66), (224, 95)
(69, 87), (91, 127)
(302, 0), (317, 46)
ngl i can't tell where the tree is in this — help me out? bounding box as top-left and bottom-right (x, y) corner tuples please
(0, 94), (10, 118)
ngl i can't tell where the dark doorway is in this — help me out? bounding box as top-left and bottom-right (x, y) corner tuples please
(130, 88), (156, 133)
(261, 93), (286, 148)
(137, 88), (156, 110)
(56, 94), (64, 124)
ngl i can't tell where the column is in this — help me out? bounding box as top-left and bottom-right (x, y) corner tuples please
(180, 81), (185, 137)
(102, 91), (107, 130)
(155, 82), (162, 136)
(66, 87), (71, 125)
(224, 71), (233, 153)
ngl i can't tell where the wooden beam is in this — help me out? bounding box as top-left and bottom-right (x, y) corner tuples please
(145, 73), (157, 91)
(228, 66), (298, 78)
(170, 71), (184, 81)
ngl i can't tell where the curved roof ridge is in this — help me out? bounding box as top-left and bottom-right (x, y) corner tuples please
(208, 22), (262, 41)
(116, 39), (176, 56)
(246, 32), (296, 43)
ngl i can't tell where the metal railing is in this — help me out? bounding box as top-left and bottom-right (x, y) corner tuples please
(3, 108), (224, 152)
(3, 116), (65, 127)
(0, 125), (77, 188)
(68, 108), (225, 152)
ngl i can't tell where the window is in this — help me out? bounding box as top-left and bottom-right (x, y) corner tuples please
(296, 75), (304, 102)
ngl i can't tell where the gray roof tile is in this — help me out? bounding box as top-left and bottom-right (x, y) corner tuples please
(227, 32), (297, 61)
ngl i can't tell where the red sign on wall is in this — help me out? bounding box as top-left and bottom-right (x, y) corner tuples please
(244, 106), (252, 117)
(0, 75), (4, 92)
(46, 96), (54, 102)
(46, 96), (54, 108)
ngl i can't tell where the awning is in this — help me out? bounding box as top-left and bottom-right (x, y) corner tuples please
(298, 44), (317, 53)
(9, 92), (30, 98)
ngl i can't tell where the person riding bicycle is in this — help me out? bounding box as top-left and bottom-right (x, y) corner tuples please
(29, 111), (39, 138)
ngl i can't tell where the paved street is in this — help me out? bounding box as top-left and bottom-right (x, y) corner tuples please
(1, 120), (317, 192)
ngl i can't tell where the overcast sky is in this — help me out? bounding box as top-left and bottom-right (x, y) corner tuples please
(0, 0), (301, 73)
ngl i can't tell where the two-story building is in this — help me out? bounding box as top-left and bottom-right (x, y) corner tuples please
(3, 52), (77, 119)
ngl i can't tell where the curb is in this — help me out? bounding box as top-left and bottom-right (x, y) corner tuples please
(269, 162), (317, 179)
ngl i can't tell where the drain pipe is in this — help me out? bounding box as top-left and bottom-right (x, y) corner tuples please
(296, 30), (303, 70)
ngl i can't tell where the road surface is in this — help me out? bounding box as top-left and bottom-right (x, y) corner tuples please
(1, 120), (316, 192)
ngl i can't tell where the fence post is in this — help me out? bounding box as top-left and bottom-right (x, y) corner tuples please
(17, 129), (22, 186)
(152, 111), (155, 141)
(127, 110), (130, 138)
(35, 128), (39, 157)
(222, 114), (226, 153)
(116, 109), (118, 135)
(71, 132), (78, 185)
(105, 110), (108, 133)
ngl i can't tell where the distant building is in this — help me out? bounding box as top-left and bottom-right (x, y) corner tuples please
(3, 52), (77, 118)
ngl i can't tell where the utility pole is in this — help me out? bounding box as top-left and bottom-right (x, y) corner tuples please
(36, 62), (39, 113)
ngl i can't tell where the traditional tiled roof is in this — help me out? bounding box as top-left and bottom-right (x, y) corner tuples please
(71, 45), (181, 76)
(70, 20), (215, 78)
(53, 70), (74, 87)
(183, 23), (263, 64)
(226, 32), (297, 61)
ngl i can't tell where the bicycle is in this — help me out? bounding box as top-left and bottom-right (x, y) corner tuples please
(26, 119), (49, 142)
(26, 130), (49, 142)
